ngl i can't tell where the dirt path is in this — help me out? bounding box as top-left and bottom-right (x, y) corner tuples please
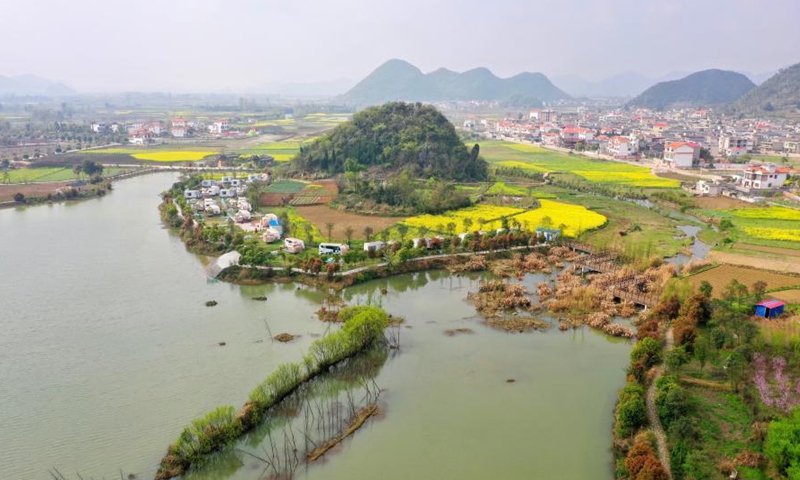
(646, 327), (673, 479)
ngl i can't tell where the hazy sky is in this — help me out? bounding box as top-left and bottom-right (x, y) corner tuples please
(1, 0), (799, 92)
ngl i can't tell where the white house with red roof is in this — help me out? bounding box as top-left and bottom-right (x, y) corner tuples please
(606, 136), (637, 158)
(171, 126), (187, 138)
(663, 141), (700, 168)
(736, 163), (790, 190)
(208, 119), (230, 135)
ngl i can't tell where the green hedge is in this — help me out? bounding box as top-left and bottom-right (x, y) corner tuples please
(156, 305), (389, 479)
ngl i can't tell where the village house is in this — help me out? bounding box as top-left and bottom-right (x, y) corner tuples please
(605, 136), (637, 159)
(208, 120), (230, 135)
(171, 126), (187, 138)
(735, 163), (790, 191)
(718, 134), (754, 154)
(663, 141), (700, 168)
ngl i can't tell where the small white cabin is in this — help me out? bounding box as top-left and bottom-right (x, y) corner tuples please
(219, 189), (236, 198)
(221, 176), (234, 183)
(201, 179), (215, 188)
(284, 238), (305, 254)
(230, 179), (242, 187)
(208, 185), (221, 196)
(184, 189), (202, 199)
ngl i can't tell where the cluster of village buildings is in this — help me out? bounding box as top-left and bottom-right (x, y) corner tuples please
(475, 108), (800, 165)
(467, 107), (798, 202)
(183, 174), (265, 222)
(91, 117), (249, 145)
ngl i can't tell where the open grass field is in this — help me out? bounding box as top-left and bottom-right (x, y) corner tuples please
(481, 140), (680, 188)
(239, 139), (306, 161)
(688, 264), (800, 298)
(296, 205), (404, 241)
(3, 167), (132, 184)
(535, 186), (692, 259)
(263, 180), (307, 194)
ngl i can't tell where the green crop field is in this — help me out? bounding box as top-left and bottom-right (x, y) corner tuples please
(263, 180), (307, 193)
(239, 138), (313, 161)
(480, 140), (679, 188)
(3, 167), (133, 184)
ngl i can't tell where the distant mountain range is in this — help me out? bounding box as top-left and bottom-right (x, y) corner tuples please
(0, 75), (76, 97)
(729, 62), (800, 116)
(626, 70), (756, 110)
(341, 59), (570, 106)
(551, 72), (690, 99)
(258, 78), (357, 97)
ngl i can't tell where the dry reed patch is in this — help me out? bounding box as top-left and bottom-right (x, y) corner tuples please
(444, 328), (475, 336)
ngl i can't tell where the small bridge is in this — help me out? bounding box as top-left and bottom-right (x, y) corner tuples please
(566, 242), (660, 308)
(206, 251), (241, 278)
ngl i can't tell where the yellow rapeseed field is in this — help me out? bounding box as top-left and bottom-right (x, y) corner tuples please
(572, 171), (680, 188)
(131, 151), (216, 162)
(401, 201), (606, 237)
(732, 207), (800, 221)
(85, 148), (217, 162)
(743, 227), (800, 242)
(403, 205), (524, 232)
(512, 200), (607, 237)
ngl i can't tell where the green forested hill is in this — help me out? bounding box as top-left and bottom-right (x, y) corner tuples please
(292, 102), (488, 182)
(627, 69), (755, 109)
(730, 62), (800, 116)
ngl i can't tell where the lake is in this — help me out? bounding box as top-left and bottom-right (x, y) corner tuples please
(0, 173), (630, 480)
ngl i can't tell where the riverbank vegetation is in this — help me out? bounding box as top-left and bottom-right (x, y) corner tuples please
(614, 273), (800, 480)
(156, 305), (390, 479)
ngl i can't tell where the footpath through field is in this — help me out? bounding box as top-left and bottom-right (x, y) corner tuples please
(646, 327), (674, 479)
(216, 245), (538, 278)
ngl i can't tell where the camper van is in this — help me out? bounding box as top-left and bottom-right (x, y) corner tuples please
(284, 238), (305, 254)
(234, 210), (251, 223)
(262, 228), (281, 243)
(318, 243), (349, 255)
(363, 241), (385, 252)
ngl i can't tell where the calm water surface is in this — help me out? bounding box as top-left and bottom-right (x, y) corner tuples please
(0, 173), (631, 480)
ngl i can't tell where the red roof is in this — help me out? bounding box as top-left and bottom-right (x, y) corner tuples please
(757, 300), (786, 308)
(668, 141), (699, 149)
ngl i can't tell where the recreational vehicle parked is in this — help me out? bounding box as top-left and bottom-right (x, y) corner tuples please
(318, 243), (349, 255)
(363, 241), (385, 252)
